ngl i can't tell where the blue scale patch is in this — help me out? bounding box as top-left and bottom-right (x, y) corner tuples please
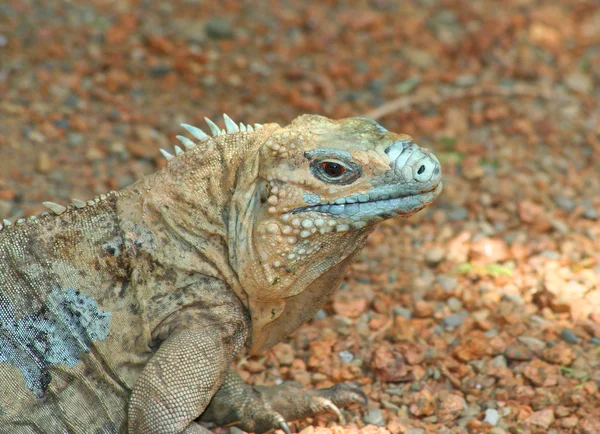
(0, 287), (112, 398)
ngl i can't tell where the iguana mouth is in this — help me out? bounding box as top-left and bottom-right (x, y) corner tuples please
(291, 183), (442, 218)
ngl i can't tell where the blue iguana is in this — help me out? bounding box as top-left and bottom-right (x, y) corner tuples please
(0, 114), (442, 433)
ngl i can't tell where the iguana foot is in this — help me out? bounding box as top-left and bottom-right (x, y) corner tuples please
(200, 370), (367, 433)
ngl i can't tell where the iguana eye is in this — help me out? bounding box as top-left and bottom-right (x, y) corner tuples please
(309, 157), (362, 185)
(320, 161), (346, 177)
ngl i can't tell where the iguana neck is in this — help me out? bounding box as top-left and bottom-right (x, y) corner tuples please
(114, 127), (274, 327)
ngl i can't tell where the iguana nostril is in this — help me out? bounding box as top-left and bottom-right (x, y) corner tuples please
(417, 165), (425, 175)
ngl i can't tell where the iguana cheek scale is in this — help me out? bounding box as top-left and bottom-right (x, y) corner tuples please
(0, 114), (442, 433)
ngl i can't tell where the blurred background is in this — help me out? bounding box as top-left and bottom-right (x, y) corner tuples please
(1, 0), (599, 432)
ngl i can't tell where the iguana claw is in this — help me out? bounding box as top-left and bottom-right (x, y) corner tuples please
(278, 420), (292, 434)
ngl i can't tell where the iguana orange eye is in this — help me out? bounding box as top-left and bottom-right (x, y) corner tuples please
(321, 161), (346, 177)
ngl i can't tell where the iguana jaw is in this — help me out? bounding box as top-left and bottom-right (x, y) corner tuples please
(289, 182), (443, 223)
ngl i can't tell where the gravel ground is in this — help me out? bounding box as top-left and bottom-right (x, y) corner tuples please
(1, 1), (599, 433)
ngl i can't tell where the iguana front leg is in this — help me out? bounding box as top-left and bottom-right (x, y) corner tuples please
(200, 369), (367, 433)
(128, 308), (248, 434)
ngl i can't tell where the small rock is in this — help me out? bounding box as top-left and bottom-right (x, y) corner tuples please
(491, 355), (508, 368)
(504, 343), (533, 361)
(393, 306), (412, 319)
(36, 151), (53, 174)
(425, 247), (445, 266)
(363, 409), (385, 427)
(333, 297), (368, 318)
(517, 336), (546, 352)
(272, 343), (295, 366)
(67, 132), (85, 148)
(564, 72), (593, 93)
(523, 359), (559, 387)
(443, 314), (464, 329)
(554, 196), (576, 212)
(205, 17), (233, 39)
(461, 404), (481, 417)
(454, 74), (477, 87)
(489, 428), (506, 434)
(448, 207), (468, 221)
(484, 408), (500, 426)
(542, 342), (575, 365)
(453, 335), (489, 362)
(525, 408), (555, 429)
(518, 201), (551, 231)
(338, 350), (354, 364)
(560, 328), (579, 344)
(437, 275), (458, 292)
(405, 429), (425, 434)
(561, 416), (578, 428)
(413, 300), (435, 318)
(447, 297), (462, 312)
(409, 389), (436, 417)
(439, 393), (466, 416)
(313, 309), (327, 320)
(582, 202), (598, 220)
(371, 346), (410, 382)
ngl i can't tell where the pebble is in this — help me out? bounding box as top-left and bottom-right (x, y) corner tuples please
(447, 297), (462, 312)
(437, 275), (458, 292)
(394, 306), (413, 319)
(484, 408), (500, 426)
(338, 350), (354, 363)
(425, 247), (445, 266)
(489, 428), (506, 434)
(67, 132), (85, 147)
(447, 207), (469, 221)
(564, 72), (593, 93)
(517, 336), (546, 352)
(525, 408), (555, 429)
(405, 429), (425, 434)
(443, 314), (464, 328)
(491, 355), (508, 368)
(582, 202), (598, 220)
(205, 16), (233, 39)
(313, 309), (327, 320)
(554, 195), (576, 212)
(560, 328), (579, 344)
(363, 408), (385, 426)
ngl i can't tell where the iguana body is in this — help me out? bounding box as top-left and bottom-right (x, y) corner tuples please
(0, 114), (442, 433)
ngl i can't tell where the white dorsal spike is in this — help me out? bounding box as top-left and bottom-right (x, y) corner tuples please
(174, 145), (184, 156)
(239, 122), (247, 132)
(181, 124), (209, 142)
(43, 201), (67, 215)
(160, 149), (174, 160)
(204, 117), (221, 136)
(223, 114), (240, 134)
(254, 123), (263, 129)
(246, 124), (254, 132)
(71, 198), (86, 209)
(3, 219), (11, 226)
(176, 135), (196, 150)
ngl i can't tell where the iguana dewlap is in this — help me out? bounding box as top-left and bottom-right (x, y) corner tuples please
(0, 114), (442, 433)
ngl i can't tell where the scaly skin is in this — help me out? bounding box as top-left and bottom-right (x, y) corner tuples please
(0, 114), (442, 433)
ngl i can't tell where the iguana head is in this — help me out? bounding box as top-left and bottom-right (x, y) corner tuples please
(230, 114), (442, 352)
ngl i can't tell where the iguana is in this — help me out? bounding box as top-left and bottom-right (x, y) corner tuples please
(0, 114), (442, 433)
